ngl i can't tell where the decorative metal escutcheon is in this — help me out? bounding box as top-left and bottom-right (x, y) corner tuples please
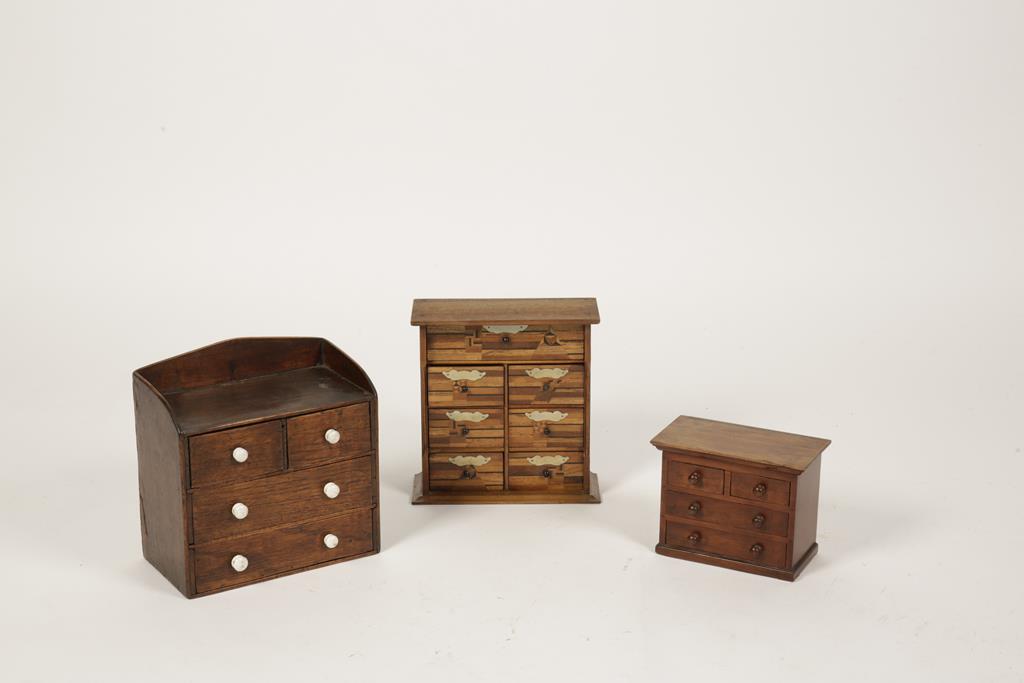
(526, 454), (569, 467)
(524, 367), (569, 380)
(448, 455), (491, 468)
(442, 369), (487, 382)
(445, 410), (489, 423)
(524, 410), (568, 422)
(482, 324), (528, 334)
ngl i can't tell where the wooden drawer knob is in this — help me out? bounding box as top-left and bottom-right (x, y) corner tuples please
(688, 531), (701, 543)
(750, 543), (764, 555)
(688, 471), (702, 484)
(323, 533), (339, 549)
(231, 447), (248, 463)
(323, 482), (341, 499)
(688, 501), (701, 514)
(752, 482), (767, 496)
(460, 426), (470, 436)
(458, 385), (469, 393)
(461, 466), (477, 479)
(752, 513), (766, 528)
(324, 428), (341, 445)
(542, 469), (553, 478)
(230, 554), (248, 572)
(543, 426), (552, 436)
(501, 336), (511, 343)
(231, 502), (249, 520)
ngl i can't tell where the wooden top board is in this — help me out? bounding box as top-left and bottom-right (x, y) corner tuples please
(650, 415), (830, 473)
(411, 298), (600, 325)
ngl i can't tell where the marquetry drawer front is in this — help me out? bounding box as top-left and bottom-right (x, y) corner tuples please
(508, 407), (584, 450)
(426, 365), (504, 407)
(189, 421), (285, 487)
(191, 457), (373, 544)
(508, 364), (584, 406)
(426, 325), (585, 363)
(663, 491), (790, 537)
(730, 471), (791, 507)
(508, 452), (584, 491)
(428, 408), (504, 451)
(287, 403), (371, 468)
(664, 521), (788, 569)
(665, 459), (725, 495)
(194, 508), (374, 594)
(428, 453), (503, 492)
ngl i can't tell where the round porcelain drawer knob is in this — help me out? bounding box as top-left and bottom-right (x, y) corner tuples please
(231, 502), (249, 520)
(230, 554), (249, 572)
(323, 533), (339, 549)
(232, 447), (249, 463)
(324, 428), (341, 444)
(323, 482), (341, 499)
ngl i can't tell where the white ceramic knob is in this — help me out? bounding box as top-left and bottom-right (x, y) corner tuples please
(323, 533), (339, 549)
(232, 447), (249, 463)
(323, 482), (341, 499)
(324, 428), (341, 444)
(231, 554), (248, 572)
(231, 502), (249, 520)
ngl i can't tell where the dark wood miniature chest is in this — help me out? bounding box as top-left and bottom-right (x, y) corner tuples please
(651, 416), (830, 580)
(133, 337), (379, 597)
(410, 298), (601, 504)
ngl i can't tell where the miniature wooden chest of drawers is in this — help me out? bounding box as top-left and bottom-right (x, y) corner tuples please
(651, 416), (830, 580)
(133, 337), (379, 597)
(410, 298), (601, 504)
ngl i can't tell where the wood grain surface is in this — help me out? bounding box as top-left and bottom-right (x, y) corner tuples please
(411, 298), (600, 325)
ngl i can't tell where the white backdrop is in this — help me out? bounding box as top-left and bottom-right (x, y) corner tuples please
(2, 1), (1022, 681)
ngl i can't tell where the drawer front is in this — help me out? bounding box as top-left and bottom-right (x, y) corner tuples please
(426, 325), (585, 363)
(426, 365), (504, 407)
(287, 403), (372, 468)
(508, 452), (584, 491)
(508, 407), (584, 450)
(194, 508), (374, 594)
(663, 491), (790, 537)
(665, 459), (725, 495)
(189, 421), (285, 487)
(730, 471), (792, 507)
(428, 408), (504, 451)
(192, 457), (373, 544)
(664, 521), (788, 569)
(428, 452), (503, 492)
(508, 364), (585, 406)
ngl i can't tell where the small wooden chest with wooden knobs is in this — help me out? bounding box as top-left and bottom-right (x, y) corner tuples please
(651, 416), (830, 580)
(410, 298), (601, 504)
(133, 337), (379, 597)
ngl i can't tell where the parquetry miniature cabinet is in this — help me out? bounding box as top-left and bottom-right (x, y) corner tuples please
(133, 337), (379, 597)
(411, 298), (601, 504)
(651, 416), (830, 580)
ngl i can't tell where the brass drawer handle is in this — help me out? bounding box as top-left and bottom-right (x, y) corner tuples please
(524, 410), (568, 423)
(753, 482), (767, 497)
(442, 369), (487, 382)
(752, 513), (766, 528)
(448, 455), (491, 468)
(483, 325), (528, 334)
(524, 368), (569, 380)
(526, 455), (569, 467)
(445, 410), (489, 423)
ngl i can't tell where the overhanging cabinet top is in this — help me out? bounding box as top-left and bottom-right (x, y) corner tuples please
(411, 298), (601, 326)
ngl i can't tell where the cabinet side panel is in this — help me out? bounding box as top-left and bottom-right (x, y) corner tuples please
(791, 455), (822, 565)
(133, 375), (190, 595)
(583, 324), (591, 493)
(420, 327), (430, 493)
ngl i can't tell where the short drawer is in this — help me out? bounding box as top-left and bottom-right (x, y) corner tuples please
(508, 452), (584, 491)
(189, 421), (285, 488)
(730, 471), (791, 507)
(426, 365), (504, 407)
(428, 408), (504, 451)
(508, 407), (584, 450)
(191, 457), (373, 544)
(194, 507), (374, 594)
(663, 491), (790, 537)
(426, 325), (585, 363)
(287, 403), (371, 468)
(508, 364), (585, 406)
(665, 459), (725, 495)
(428, 452), (503, 492)
(664, 521), (787, 569)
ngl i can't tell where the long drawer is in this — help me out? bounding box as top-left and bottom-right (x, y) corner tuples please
(194, 508), (374, 594)
(664, 520), (788, 569)
(426, 325), (585, 363)
(191, 457), (374, 544)
(663, 490), (790, 537)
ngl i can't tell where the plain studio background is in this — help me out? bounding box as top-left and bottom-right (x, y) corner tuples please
(2, 1), (1022, 681)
